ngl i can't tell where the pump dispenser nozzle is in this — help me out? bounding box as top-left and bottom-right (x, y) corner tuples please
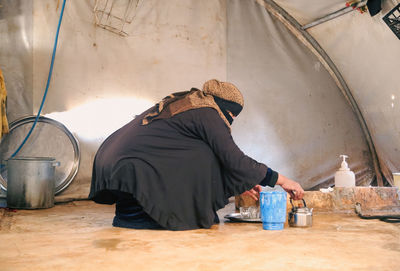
(339, 155), (350, 171)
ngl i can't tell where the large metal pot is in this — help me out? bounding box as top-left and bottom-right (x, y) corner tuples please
(6, 157), (60, 209)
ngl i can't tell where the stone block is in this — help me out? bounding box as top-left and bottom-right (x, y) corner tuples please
(236, 187), (400, 213)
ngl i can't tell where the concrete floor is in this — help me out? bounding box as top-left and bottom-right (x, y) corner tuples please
(1, 200), (399, 271)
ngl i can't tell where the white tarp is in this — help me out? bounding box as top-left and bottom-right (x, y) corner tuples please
(0, 0), (33, 122)
(32, 0), (228, 199)
(275, 0), (400, 182)
(227, 0), (374, 189)
(1, 0), (398, 199)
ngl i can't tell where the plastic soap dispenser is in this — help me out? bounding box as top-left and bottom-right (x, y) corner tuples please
(334, 155), (355, 187)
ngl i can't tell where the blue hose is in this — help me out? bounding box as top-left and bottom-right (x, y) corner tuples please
(10, 0), (67, 158)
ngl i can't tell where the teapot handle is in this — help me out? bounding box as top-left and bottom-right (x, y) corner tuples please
(290, 198), (307, 208)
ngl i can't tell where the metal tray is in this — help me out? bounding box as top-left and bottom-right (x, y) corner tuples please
(224, 213), (262, 223)
(0, 116), (80, 194)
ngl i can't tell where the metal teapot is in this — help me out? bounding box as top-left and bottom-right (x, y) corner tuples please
(288, 199), (313, 227)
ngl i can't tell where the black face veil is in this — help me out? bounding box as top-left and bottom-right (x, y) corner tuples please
(213, 96), (243, 125)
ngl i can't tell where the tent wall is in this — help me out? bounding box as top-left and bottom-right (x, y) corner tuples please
(3, 0), (395, 199)
(227, 0), (374, 190)
(0, 0), (33, 123)
(31, 0), (227, 198)
(0, 0), (33, 198)
(275, 0), (400, 182)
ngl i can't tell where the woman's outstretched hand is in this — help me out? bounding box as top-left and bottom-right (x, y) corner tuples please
(240, 185), (262, 201)
(240, 175), (304, 201)
(276, 174), (304, 200)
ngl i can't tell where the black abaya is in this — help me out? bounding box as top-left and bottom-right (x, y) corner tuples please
(89, 107), (278, 230)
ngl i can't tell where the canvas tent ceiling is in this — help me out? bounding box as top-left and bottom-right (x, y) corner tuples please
(0, 0), (399, 200)
(271, 0), (400, 185)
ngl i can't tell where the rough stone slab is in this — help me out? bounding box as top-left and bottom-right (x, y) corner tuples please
(305, 187), (400, 212)
(236, 187), (400, 213)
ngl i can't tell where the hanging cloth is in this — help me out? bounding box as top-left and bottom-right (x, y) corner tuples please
(0, 69), (9, 139)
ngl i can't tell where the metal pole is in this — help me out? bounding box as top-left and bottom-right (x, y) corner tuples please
(302, 0), (367, 30)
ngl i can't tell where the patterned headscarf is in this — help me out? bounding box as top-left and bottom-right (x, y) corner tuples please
(142, 79), (244, 130)
(202, 79), (244, 108)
